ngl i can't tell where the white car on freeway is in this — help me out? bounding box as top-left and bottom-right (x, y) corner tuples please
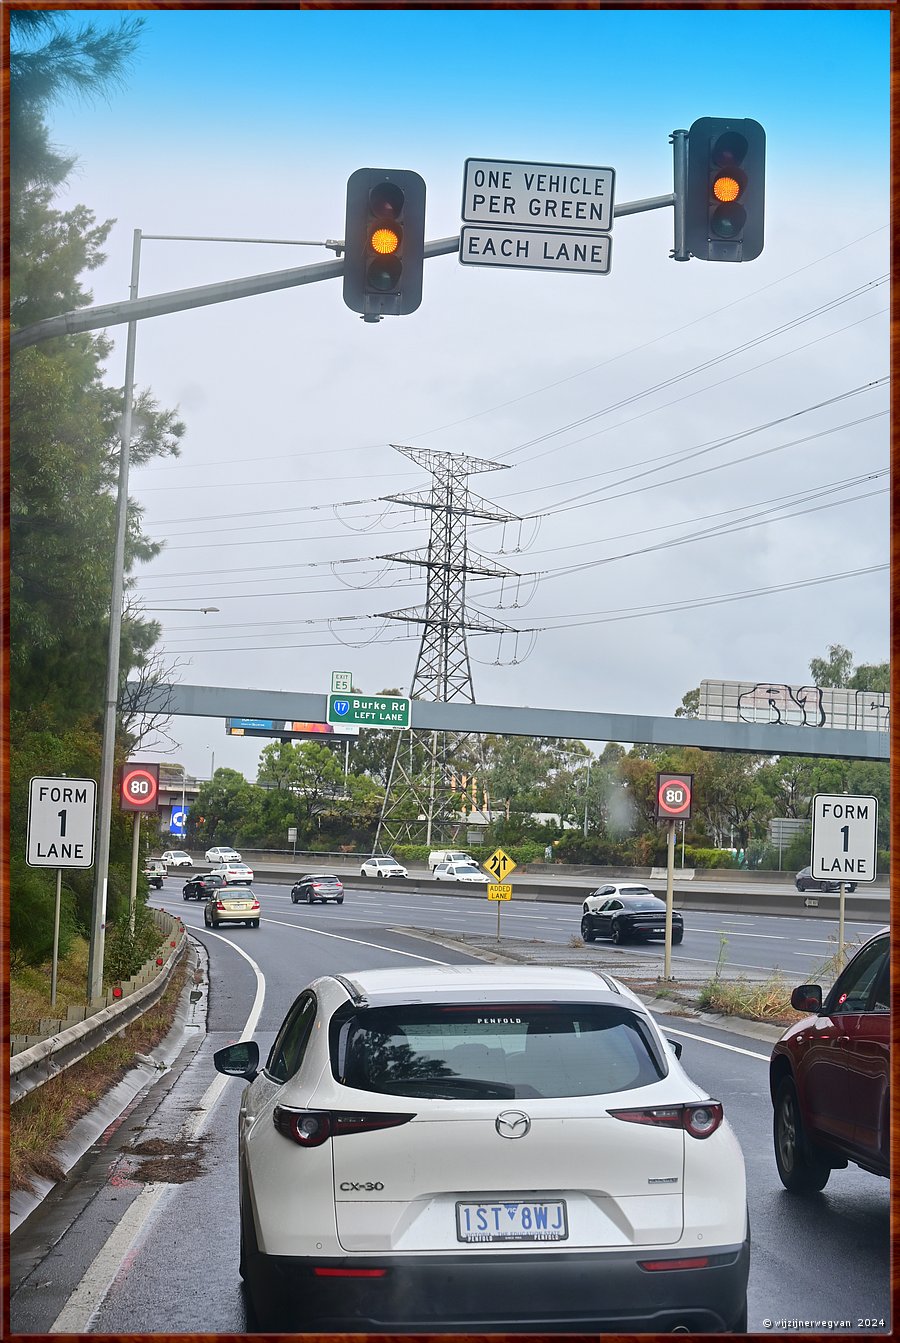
(211, 861), (255, 885)
(213, 964), (749, 1333)
(160, 850), (193, 867)
(433, 860), (489, 884)
(359, 856), (409, 879)
(206, 845), (241, 864)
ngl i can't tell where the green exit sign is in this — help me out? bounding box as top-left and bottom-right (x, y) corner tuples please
(327, 693), (411, 730)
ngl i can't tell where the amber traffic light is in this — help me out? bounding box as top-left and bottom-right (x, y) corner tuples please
(343, 169), (426, 319)
(685, 118), (765, 262)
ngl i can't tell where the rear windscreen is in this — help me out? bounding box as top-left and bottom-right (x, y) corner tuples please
(330, 1002), (666, 1100)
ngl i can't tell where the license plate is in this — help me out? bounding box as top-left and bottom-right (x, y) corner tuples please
(456, 1199), (568, 1243)
(229, 902), (250, 909)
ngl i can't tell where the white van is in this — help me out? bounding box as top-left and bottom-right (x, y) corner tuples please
(428, 849), (475, 872)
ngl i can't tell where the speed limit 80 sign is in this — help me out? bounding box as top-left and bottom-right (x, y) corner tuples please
(656, 772), (693, 820)
(120, 762), (160, 813)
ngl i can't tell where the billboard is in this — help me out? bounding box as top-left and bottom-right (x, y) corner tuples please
(698, 681), (889, 733)
(225, 717), (359, 739)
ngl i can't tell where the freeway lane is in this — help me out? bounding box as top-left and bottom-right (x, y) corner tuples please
(201, 876), (881, 979)
(10, 879), (889, 1334)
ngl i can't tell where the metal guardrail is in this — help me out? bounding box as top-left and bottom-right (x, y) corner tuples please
(10, 910), (187, 1104)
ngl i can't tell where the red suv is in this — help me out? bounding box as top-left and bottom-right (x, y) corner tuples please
(769, 928), (889, 1192)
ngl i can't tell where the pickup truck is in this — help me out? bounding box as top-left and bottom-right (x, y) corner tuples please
(428, 849), (475, 872)
(144, 859), (166, 889)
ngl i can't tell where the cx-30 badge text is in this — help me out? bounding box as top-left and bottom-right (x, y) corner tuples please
(495, 1110), (531, 1139)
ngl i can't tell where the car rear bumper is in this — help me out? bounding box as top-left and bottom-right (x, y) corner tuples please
(254, 1240), (750, 1332)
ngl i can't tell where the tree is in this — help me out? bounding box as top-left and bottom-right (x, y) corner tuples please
(257, 740), (301, 791)
(809, 645), (855, 688)
(674, 688), (700, 718)
(9, 11), (187, 976)
(193, 770), (256, 847)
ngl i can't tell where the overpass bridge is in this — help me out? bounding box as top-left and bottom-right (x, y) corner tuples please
(126, 682), (889, 761)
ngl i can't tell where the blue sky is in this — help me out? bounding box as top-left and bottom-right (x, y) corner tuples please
(17, 7), (891, 781)
(53, 9), (889, 158)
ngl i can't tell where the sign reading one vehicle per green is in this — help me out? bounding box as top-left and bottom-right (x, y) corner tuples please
(327, 693), (411, 730)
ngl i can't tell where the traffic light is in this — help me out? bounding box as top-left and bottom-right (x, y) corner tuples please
(685, 117), (765, 262)
(343, 168), (426, 319)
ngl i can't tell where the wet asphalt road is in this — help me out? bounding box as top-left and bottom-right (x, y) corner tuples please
(9, 880), (890, 1335)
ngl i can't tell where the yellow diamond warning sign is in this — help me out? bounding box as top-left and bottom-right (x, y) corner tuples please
(483, 847), (517, 882)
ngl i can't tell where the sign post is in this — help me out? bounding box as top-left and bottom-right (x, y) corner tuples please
(656, 774), (693, 979)
(811, 793), (878, 963)
(120, 763), (160, 934)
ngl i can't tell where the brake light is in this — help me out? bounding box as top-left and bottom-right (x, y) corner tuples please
(215, 900), (226, 910)
(273, 1107), (415, 1147)
(251, 901), (260, 910)
(608, 1101), (723, 1138)
(314, 1268), (387, 1278)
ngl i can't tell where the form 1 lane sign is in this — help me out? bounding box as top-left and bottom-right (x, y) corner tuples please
(811, 793), (878, 883)
(27, 776), (97, 868)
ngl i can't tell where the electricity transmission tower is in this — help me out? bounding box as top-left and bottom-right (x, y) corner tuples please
(374, 444), (519, 850)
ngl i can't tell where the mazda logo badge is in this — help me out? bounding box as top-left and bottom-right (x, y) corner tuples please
(495, 1110), (531, 1139)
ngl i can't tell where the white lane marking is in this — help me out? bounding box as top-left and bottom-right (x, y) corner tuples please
(50, 1183), (167, 1332)
(661, 1027), (770, 1062)
(182, 929), (267, 1140)
(50, 928), (266, 1332)
(263, 916), (454, 963)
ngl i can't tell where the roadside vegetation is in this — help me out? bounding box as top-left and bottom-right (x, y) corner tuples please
(694, 934), (862, 1024)
(10, 942), (189, 1195)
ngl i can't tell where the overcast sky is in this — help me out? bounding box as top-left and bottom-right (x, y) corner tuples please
(42, 7), (890, 784)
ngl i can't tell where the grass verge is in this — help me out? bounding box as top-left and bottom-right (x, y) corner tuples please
(10, 951), (190, 1195)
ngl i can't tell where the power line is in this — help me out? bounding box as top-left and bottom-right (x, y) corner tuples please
(498, 277), (887, 462)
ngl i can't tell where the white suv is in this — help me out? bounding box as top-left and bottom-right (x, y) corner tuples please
(434, 860), (489, 884)
(359, 856), (408, 879)
(214, 965), (749, 1333)
(161, 850), (193, 867)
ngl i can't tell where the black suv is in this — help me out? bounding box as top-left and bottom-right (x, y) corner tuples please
(183, 873), (226, 901)
(795, 865), (857, 894)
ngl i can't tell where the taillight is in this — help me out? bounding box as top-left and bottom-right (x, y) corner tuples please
(608, 1101), (723, 1138)
(215, 899), (226, 910)
(251, 901), (260, 910)
(273, 1107), (415, 1147)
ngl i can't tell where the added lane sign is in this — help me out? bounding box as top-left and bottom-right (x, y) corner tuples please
(462, 158), (615, 233)
(327, 693), (411, 730)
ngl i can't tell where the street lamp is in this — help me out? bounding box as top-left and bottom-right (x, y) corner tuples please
(87, 225), (331, 1001)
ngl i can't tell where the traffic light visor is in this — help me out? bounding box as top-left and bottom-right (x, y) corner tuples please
(711, 131), (749, 169)
(369, 182), (405, 218)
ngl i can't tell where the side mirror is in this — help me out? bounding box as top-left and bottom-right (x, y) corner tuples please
(790, 984), (823, 1013)
(667, 1038), (683, 1060)
(214, 1040), (259, 1080)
